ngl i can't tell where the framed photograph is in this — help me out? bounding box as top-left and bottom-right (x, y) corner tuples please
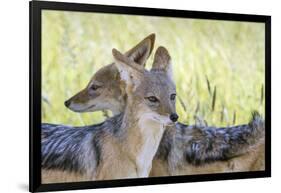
(30, 0), (271, 192)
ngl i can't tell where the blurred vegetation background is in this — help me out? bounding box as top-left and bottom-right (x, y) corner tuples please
(42, 10), (265, 127)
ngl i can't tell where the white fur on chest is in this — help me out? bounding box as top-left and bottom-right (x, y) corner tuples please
(136, 113), (166, 177)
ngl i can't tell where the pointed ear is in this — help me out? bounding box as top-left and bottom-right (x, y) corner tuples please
(112, 48), (144, 91)
(151, 46), (173, 81)
(125, 33), (155, 67)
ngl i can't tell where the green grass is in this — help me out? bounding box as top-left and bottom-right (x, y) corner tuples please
(42, 10), (265, 127)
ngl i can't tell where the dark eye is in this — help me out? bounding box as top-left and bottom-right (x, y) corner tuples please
(90, 84), (101, 91)
(146, 96), (159, 103)
(170, 94), (176, 100)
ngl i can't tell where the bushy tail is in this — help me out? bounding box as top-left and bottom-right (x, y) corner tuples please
(226, 111), (265, 156)
(183, 111), (265, 165)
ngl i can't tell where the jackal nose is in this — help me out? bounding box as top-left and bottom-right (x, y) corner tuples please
(170, 113), (178, 122)
(64, 100), (71, 108)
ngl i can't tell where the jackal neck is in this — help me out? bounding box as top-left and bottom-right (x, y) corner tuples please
(119, 102), (166, 177)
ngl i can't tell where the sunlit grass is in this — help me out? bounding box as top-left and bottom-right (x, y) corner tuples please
(42, 10), (265, 127)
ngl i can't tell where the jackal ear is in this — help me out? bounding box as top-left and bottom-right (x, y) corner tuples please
(125, 33), (155, 67)
(151, 46), (173, 81)
(113, 48), (144, 90)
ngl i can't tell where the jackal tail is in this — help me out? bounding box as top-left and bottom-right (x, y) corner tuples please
(178, 111), (264, 165)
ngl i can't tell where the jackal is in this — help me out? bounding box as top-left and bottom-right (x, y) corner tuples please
(64, 37), (265, 177)
(42, 45), (177, 183)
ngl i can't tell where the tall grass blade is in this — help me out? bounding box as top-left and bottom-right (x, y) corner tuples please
(205, 75), (212, 95)
(195, 101), (200, 114)
(212, 86), (217, 112)
(178, 95), (187, 112)
(260, 84), (264, 105)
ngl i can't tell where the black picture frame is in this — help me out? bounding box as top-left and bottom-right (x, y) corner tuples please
(29, 0), (271, 192)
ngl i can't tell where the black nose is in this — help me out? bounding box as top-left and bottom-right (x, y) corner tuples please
(64, 100), (71, 107)
(169, 113), (178, 122)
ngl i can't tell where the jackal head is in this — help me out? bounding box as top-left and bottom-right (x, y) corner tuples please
(64, 34), (155, 115)
(112, 46), (178, 125)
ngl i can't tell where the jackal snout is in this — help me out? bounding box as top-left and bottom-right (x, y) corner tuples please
(170, 113), (178, 122)
(64, 88), (94, 112)
(64, 99), (71, 108)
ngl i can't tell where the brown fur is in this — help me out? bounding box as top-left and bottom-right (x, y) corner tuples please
(150, 139), (264, 176)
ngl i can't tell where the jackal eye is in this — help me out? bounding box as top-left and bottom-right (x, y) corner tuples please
(90, 84), (101, 91)
(146, 96), (159, 103)
(170, 94), (176, 100)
